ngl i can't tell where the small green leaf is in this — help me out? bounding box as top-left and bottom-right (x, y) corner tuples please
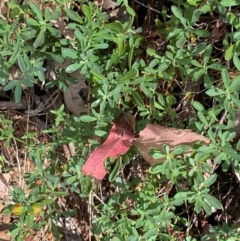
(147, 48), (161, 59)
(174, 192), (193, 201)
(74, 30), (84, 42)
(117, 35), (125, 56)
(220, 0), (240, 7)
(176, 34), (186, 48)
(157, 93), (166, 107)
(65, 63), (81, 73)
(8, 2), (24, 15)
(149, 164), (163, 174)
(26, 18), (40, 26)
(126, 5), (135, 17)
(120, 68), (138, 81)
(105, 22), (123, 33)
(44, 53), (65, 63)
(20, 78), (34, 87)
(225, 44), (236, 60)
(47, 25), (61, 38)
(152, 152), (166, 159)
(109, 158), (122, 182)
(0, 62), (9, 85)
(92, 43), (109, 49)
(206, 88), (225, 96)
(64, 7), (83, 23)
(62, 48), (79, 59)
(192, 101), (204, 111)
(197, 112), (208, 126)
(33, 26), (46, 48)
(203, 44), (212, 64)
(204, 194), (222, 209)
(8, 38), (21, 67)
(140, 83), (153, 98)
(128, 44), (134, 68)
(221, 146), (237, 157)
(193, 29), (209, 37)
(141, 228), (158, 239)
(221, 68), (230, 89)
(82, 4), (92, 20)
(204, 174), (217, 187)
(194, 198), (201, 213)
(171, 6), (183, 19)
(94, 130), (107, 137)
(18, 55), (27, 72)
(29, 1), (43, 21)
(131, 91), (145, 109)
(200, 199), (211, 215)
(3, 80), (18, 91)
(233, 55), (240, 70)
(229, 75), (240, 91)
(14, 81), (22, 103)
(79, 115), (97, 122)
(44, 8), (60, 21)
(91, 69), (105, 81)
(191, 9), (202, 23)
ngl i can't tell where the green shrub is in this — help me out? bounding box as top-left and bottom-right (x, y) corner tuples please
(1, 0), (240, 240)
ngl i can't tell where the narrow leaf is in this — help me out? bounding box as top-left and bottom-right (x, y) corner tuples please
(120, 68), (138, 81)
(200, 199), (211, 215)
(14, 81), (22, 103)
(82, 4), (92, 20)
(33, 26), (46, 48)
(206, 88), (225, 96)
(29, 1), (43, 21)
(233, 55), (240, 71)
(131, 91), (145, 109)
(220, 0), (239, 7)
(171, 6), (183, 19)
(108, 158), (122, 182)
(65, 63), (81, 73)
(61, 48), (79, 60)
(64, 7), (83, 23)
(204, 194), (222, 209)
(204, 174), (217, 187)
(26, 18), (40, 26)
(18, 55), (27, 72)
(221, 68), (230, 89)
(225, 44), (235, 60)
(105, 22), (123, 33)
(3, 80), (18, 91)
(79, 115), (97, 122)
(192, 101), (204, 111)
(229, 75), (240, 92)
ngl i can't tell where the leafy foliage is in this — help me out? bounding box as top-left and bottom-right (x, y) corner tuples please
(1, 0), (240, 240)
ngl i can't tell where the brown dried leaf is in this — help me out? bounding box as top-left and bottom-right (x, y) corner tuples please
(63, 79), (88, 114)
(0, 173), (10, 199)
(0, 230), (11, 241)
(133, 124), (210, 165)
(121, 112), (136, 133)
(1, 0), (8, 16)
(53, 60), (88, 114)
(51, 17), (75, 40)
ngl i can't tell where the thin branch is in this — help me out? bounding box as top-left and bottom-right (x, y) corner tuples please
(134, 0), (161, 15)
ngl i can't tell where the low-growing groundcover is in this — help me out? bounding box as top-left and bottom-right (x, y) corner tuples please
(0, 0), (240, 240)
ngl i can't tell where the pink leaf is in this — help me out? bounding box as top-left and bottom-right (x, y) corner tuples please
(133, 124), (210, 165)
(82, 120), (135, 180)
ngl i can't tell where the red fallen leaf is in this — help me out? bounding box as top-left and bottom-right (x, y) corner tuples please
(82, 120), (135, 180)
